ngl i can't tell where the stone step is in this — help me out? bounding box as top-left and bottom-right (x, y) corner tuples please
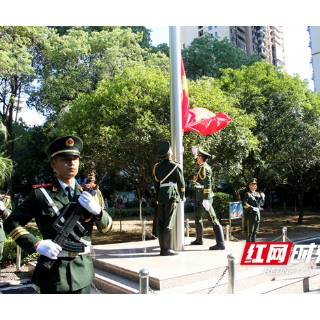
(24, 238), (320, 294)
(91, 239), (320, 294)
(236, 268), (320, 294)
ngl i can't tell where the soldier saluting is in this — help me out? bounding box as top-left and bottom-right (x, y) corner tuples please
(153, 141), (185, 256)
(4, 135), (112, 293)
(190, 147), (225, 250)
(242, 178), (265, 242)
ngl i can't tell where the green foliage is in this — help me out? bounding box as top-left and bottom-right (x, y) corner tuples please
(124, 200), (140, 208)
(2, 226), (42, 267)
(182, 33), (261, 80)
(212, 192), (233, 221)
(107, 207), (154, 218)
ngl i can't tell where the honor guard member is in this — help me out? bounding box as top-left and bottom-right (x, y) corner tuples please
(190, 147), (225, 250)
(4, 135), (113, 294)
(0, 193), (12, 270)
(242, 178), (265, 242)
(153, 141), (185, 256)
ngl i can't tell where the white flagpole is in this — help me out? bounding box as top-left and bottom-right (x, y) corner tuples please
(169, 26), (184, 251)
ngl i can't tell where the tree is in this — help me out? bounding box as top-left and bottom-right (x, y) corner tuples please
(0, 122), (13, 186)
(182, 33), (261, 80)
(0, 26), (49, 194)
(219, 61), (320, 222)
(52, 64), (172, 235)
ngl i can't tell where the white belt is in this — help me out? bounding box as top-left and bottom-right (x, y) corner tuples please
(160, 182), (177, 188)
(194, 183), (204, 189)
(57, 245), (91, 258)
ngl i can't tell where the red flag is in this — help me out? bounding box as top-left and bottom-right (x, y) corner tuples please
(181, 58), (189, 131)
(184, 108), (232, 135)
(181, 57), (232, 135)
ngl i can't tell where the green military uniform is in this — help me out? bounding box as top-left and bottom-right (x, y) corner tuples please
(242, 178), (264, 242)
(0, 194), (12, 263)
(4, 135), (112, 293)
(153, 141), (185, 256)
(191, 148), (225, 250)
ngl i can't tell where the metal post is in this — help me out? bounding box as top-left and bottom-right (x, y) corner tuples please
(142, 221), (146, 241)
(186, 219), (189, 237)
(16, 246), (21, 272)
(139, 268), (149, 294)
(282, 227), (287, 242)
(227, 253), (235, 294)
(226, 225), (230, 242)
(169, 26), (184, 251)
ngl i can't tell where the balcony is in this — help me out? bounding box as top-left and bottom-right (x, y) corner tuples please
(255, 26), (266, 32)
(258, 47), (267, 58)
(238, 32), (246, 41)
(237, 26), (246, 32)
(258, 40), (266, 47)
(257, 32), (265, 39)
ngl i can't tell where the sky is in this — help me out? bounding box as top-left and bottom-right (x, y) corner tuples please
(21, 25), (314, 126)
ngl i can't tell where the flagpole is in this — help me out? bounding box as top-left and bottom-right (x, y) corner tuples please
(169, 26), (184, 251)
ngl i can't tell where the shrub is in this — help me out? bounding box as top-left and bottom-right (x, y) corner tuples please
(124, 200), (140, 208)
(1, 226), (42, 267)
(212, 192), (233, 222)
(107, 207), (154, 218)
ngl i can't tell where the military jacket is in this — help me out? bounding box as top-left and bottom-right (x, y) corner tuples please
(4, 179), (112, 291)
(153, 159), (185, 202)
(242, 190), (264, 220)
(0, 194), (11, 242)
(193, 162), (214, 201)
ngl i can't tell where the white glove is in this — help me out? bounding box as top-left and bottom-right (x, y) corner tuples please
(36, 239), (62, 260)
(192, 146), (198, 159)
(260, 192), (265, 200)
(180, 197), (186, 202)
(78, 191), (102, 215)
(0, 201), (5, 211)
(202, 199), (210, 211)
(252, 207), (259, 212)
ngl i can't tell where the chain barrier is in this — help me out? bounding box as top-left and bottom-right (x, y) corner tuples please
(91, 282), (102, 294)
(144, 227), (158, 240)
(228, 232), (241, 242)
(148, 287), (155, 294)
(207, 266), (229, 294)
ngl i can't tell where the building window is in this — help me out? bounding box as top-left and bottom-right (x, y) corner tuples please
(215, 32), (218, 36)
(209, 26), (212, 30)
(215, 26), (217, 28)
(198, 30), (203, 37)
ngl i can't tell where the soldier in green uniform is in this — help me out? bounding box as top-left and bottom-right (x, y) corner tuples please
(4, 135), (112, 293)
(242, 178), (265, 242)
(0, 193), (12, 270)
(153, 141), (185, 256)
(190, 147), (225, 250)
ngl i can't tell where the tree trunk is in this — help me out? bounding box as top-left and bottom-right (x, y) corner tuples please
(109, 169), (116, 196)
(297, 192), (304, 224)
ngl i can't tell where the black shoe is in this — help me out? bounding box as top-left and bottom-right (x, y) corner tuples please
(209, 243), (225, 250)
(190, 239), (203, 245)
(162, 248), (179, 256)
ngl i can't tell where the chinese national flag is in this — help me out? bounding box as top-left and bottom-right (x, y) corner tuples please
(181, 57), (232, 135)
(181, 58), (190, 131)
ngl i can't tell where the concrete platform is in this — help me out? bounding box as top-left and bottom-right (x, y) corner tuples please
(91, 237), (320, 294)
(92, 237), (247, 291)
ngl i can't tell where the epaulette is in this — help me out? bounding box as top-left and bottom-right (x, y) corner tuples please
(174, 161), (181, 164)
(0, 194), (11, 199)
(32, 183), (53, 189)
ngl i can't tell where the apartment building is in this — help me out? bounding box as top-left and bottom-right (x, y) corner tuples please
(180, 26), (286, 68)
(308, 26), (320, 91)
